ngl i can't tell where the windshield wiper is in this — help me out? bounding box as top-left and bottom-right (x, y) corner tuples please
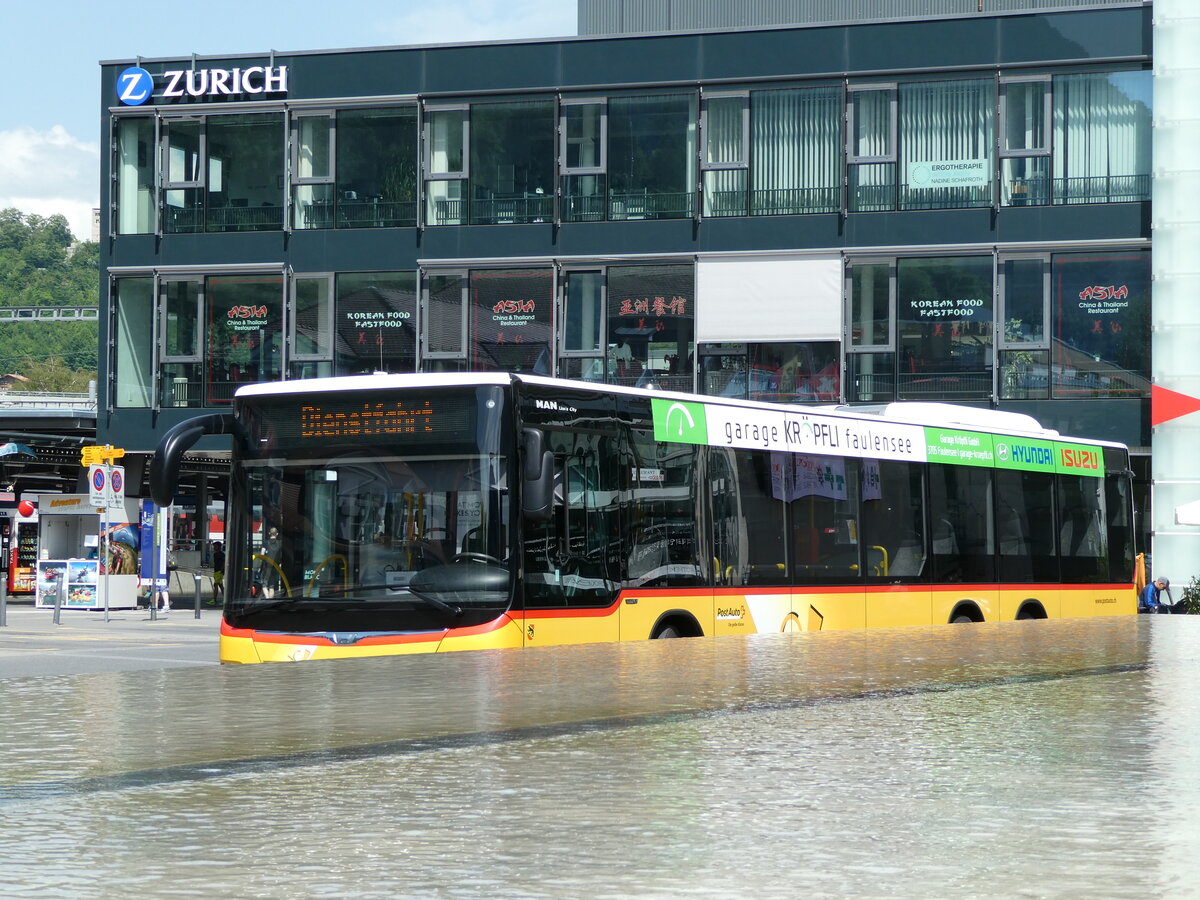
(406, 588), (463, 617)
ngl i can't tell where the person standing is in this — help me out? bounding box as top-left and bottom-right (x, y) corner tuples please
(211, 542), (225, 605)
(1139, 576), (1170, 614)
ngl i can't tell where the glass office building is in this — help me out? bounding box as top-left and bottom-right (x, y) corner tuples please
(100, 3), (1153, 544)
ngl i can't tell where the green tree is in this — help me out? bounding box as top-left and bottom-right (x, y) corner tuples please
(8, 356), (94, 393)
(0, 208), (99, 385)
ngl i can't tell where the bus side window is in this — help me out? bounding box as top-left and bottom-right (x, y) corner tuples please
(861, 460), (927, 580)
(789, 455), (861, 582)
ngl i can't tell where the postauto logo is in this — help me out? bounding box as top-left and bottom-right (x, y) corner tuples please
(652, 398), (708, 445)
(117, 67), (154, 106)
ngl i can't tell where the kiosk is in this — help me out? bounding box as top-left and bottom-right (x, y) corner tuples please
(32, 494), (140, 610)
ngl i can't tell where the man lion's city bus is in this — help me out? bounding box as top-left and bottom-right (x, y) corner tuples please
(151, 373), (1136, 663)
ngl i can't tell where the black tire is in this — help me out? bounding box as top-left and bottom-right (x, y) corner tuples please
(951, 614), (974, 624)
(654, 625), (683, 639)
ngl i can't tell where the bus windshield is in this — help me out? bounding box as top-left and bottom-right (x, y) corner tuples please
(225, 385), (514, 635)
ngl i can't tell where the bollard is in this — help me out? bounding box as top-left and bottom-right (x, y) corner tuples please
(0, 571), (7, 628)
(54, 575), (64, 625)
(193, 572), (202, 620)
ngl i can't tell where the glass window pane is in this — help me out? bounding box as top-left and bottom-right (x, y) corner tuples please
(1053, 71), (1152, 204)
(1000, 349), (1049, 400)
(846, 352), (895, 403)
(1051, 251), (1150, 398)
(861, 461), (926, 580)
(163, 280), (200, 359)
(335, 272), (417, 375)
(564, 104), (604, 171)
(563, 271), (604, 353)
(469, 269), (553, 373)
(166, 120), (202, 184)
(608, 95), (696, 220)
(850, 90), (893, 159)
(161, 280), (201, 408)
(698, 343), (747, 398)
(733, 450), (788, 586)
(337, 107), (418, 228)
(704, 96), (745, 165)
(292, 277), (331, 360)
(848, 162), (896, 212)
(113, 278), (154, 407)
(900, 79), (993, 211)
(607, 264), (694, 392)
(849, 263), (890, 347)
(703, 169), (746, 217)
(747, 341), (840, 403)
(563, 174), (606, 222)
(751, 87), (840, 215)
(789, 454), (860, 583)
(294, 183), (335, 229)
(1058, 474), (1108, 583)
(205, 114), (284, 232)
(929, 464), (995, 583)
(205, 275), (283, 405)
(427, 109), (465, 176)
(425, 273), (465, 356)
(1004, 81), (1047, 152)
(1002, 156), (1049, 207)
(117, 118), (155, 234)
(469, 101), (555, 225)
(897, 256), (993, 401)
(996, 470), (1058, 582)
(1002, 258), (1045, 344)
(296, 116), (331, 179)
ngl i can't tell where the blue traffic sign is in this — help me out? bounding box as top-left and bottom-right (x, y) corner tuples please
(117, 67), (153, 106)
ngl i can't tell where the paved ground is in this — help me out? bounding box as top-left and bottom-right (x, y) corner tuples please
(0, 599), (222, 678)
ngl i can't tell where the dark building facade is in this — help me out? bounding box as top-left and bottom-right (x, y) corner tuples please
(99, 3), (1153, 543)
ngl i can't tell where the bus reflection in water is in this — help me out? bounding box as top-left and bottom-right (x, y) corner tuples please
(150, 373), (1136, 663)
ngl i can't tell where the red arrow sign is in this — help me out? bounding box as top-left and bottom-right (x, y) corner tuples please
(1152, 384), (1200, 427)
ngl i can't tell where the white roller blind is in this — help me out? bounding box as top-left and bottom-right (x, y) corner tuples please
(696, 254), (842, 342)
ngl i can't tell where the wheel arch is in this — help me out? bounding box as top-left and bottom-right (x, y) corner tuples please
(650, 609), (704, 639)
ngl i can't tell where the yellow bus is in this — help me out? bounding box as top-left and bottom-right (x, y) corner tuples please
(151, 373), (1136, 663)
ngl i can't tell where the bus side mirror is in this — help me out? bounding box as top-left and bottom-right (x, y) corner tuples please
(521, 427), (554, 524)
(149, 413), (236, 507)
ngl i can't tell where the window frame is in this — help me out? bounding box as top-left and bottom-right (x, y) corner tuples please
(289, 272), (336, 364)
(846, 83), (898, 165)
(844, 258), (896, 352)
(160, 116), (206, 190)
(558, 266), (607, 359)
(997, 254), (1051, 351)
(700, 90), (750, 172)
(422, 103), (470, 181)
(159, 276), (204, 363)
(559, 97), (608, 176)
(421, 267), (469, 360)
(999, 75), (1052, 159)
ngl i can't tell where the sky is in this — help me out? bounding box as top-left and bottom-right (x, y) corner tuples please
(0, 0), (578, 241)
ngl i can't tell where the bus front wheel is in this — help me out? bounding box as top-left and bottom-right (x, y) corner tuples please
(654, 625), (683, 639)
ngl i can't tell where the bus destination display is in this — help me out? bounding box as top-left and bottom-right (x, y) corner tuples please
(288, 398), (470, 441)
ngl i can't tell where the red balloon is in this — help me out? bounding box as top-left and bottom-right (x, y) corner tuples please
(17, 500), (34, 517)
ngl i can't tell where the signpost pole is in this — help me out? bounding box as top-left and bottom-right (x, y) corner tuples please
(102, 465), (110, 623)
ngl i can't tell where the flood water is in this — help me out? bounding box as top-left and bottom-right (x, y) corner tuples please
(2, 616), (1198, 899)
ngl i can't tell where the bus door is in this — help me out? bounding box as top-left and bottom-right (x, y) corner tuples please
(520, 425), (623, 647)
(862, 459), (932, 628)
(617, 406), (709, 641)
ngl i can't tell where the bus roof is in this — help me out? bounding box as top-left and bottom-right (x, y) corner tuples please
(235, 372), (1124, 450)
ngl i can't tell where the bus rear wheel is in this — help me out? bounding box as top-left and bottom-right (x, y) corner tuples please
(951, 615), (974, 624)
(654, 625), (683, 639)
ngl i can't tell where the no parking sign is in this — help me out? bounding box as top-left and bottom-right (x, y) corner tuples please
(88, 465), (125, 507)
